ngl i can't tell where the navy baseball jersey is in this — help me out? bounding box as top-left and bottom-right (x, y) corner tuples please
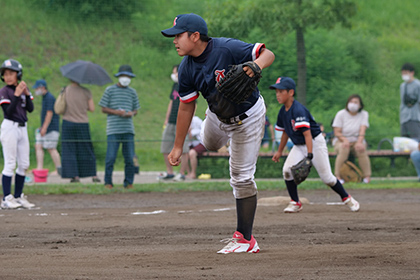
(275, 100), (321, 145)
(0, 85), (33, 123)
(178, 37), (265, 118)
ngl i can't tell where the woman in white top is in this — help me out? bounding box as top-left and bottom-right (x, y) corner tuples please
(332, 94), (371, 183)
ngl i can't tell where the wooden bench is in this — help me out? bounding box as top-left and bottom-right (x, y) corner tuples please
(198, 149), (411, 168)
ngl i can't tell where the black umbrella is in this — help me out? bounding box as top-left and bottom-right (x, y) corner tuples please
(60, 60), (112, 86)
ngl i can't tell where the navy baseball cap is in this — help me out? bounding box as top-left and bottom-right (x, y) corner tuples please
(161, 13), (208, 37)
(32, 79), (47, 89)
(114, 65), (136, 78)
(269, 77), (296, 91)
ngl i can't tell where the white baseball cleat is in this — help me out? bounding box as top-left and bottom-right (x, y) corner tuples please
(15, 193), (35, 209)
(1, 194), (22, 209)
(343, 195), (360, 212)
(284, 200), (302, 213)
(217, 231), (260, 254)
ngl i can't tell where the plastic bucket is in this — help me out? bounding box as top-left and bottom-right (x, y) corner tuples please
(32, 169), (49, 183)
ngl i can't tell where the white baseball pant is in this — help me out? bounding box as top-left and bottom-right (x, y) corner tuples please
(201, 96), (266, 199)
(0, 119), (30, 177)
(283, 134), (337, 186)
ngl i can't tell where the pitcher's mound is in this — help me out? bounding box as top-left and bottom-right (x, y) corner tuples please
(258, 196), (310, 206)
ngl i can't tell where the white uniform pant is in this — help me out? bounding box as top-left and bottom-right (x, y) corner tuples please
(0, 119), (30, 177)
(201, 96), (266, 199)
(283, 134), (337, 186)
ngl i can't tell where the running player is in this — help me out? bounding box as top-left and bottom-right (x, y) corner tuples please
(270, 77), (360, 213)
(161, 13), (275, 254)
(0, 59), (35, 209)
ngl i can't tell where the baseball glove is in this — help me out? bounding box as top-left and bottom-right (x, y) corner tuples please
(291, 156), (313, 185)
(216, 61), (262, 104)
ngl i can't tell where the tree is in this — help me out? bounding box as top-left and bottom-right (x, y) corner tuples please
(206, 0), (357, 105)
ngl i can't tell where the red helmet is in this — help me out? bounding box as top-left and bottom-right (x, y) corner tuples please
(0, 59), (23, 82)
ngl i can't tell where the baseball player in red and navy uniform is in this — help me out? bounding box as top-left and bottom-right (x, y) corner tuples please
(161, 13), (275, 254)
(271, 77), (360, 213)
(0, 59), (35, 209)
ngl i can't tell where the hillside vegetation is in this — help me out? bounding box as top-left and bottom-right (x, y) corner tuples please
(1, 0), (420, 172)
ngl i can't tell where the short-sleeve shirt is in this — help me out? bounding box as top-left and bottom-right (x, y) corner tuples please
(99, 84), (140, 135)
(62, 84), (92, 123)
(332, 109), (369, 143)
(41, 91), (59, 133)
(275, 100), (321, 145)
(178, 37), (265, 118)
(168, 83), (180, 125)
(0, 85), (33, 122)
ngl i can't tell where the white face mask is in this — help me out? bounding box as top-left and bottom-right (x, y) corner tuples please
(35, 89), (43, 96)
(347, 102), (360, 113)
(402, 74), (411, 82)
(171, 73), (178, 83)
(119, 77), (131, 87)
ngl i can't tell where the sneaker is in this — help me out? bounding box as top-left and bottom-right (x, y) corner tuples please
(157, 173), (175, 180)
(124, 184), (133, 189)
(343, 195), (360, 212)
(284, 200), (302, 213)
(104, 184), (113, 189)
(339, 179), (345, 185)
(173, 173), (186, 181)
(15, 193), (35, 209)
(1, 194), (22, 209)
(217, 231), (260, 254)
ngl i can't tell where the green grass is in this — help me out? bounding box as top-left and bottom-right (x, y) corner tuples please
(24, 179), (420, 195)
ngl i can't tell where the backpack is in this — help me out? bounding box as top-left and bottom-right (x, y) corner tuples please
(339, 160), (363, 183)
(54, 86), (67, 115)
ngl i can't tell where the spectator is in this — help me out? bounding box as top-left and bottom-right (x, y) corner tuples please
(32, 79), (62, 175)
(158, 65), (189, 181)
(318, 122), (326, 138)
(410, 143), (420, 181)
(332, 94), (371, 183)
(186, 115), (207, 179)
(261, 115), (275, 149)
(60, 80), (100, 183)
(99, 65), (140, 189)
(0, 59), (35, 209)
(274, 130), (294, 152)
(400, 63), (420, 141)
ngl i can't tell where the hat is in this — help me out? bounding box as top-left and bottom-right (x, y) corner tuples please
(269, 77), (296, 91)
(32, 79), (47, 89)
(114, 65), (135, 78)
(161, 13), (208, 37)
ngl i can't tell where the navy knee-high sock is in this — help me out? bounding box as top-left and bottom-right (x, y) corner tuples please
(14, 174), (25, 198)
(236, 194), (257, 241)
(330, 180), (349, 199)
(2, 175), (12, 197)
(285, 180), (299, 202)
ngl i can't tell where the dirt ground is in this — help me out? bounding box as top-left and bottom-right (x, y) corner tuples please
(1, 188), (420, 280)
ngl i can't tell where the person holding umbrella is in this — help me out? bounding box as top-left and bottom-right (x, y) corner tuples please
(59, 60), (112, 183)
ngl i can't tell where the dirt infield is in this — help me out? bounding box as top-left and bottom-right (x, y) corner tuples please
(1, 188), (419, 279)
